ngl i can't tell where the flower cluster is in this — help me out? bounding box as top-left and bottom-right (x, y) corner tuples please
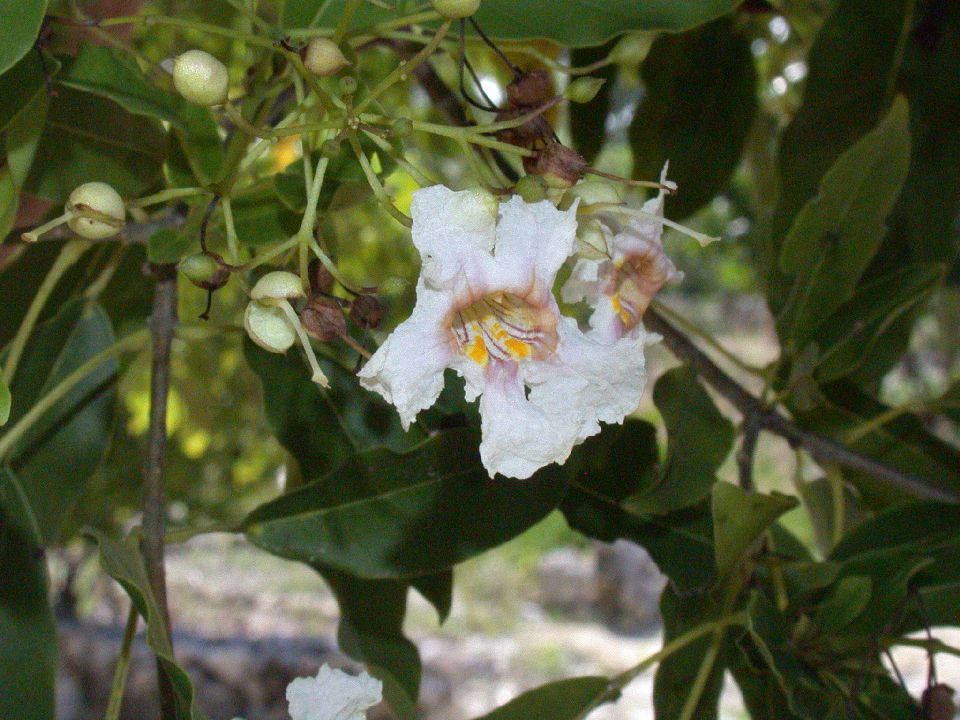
(359, 175), (677, 479)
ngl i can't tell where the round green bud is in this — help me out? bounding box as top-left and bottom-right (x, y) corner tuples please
(339, 76), (358, 95)
(304, 38), (350, 77)
(431, 0), (481, 19)
(392, 117), (414, 138)
(179, 253), (229, 290)
(66, 182), (126, 240)
(515, 174), (548, 204)
(320, 138), (342, 158)
(251, 270), (305, 304)
(173, 49), (229, 106)
(244, 301), (296, 353)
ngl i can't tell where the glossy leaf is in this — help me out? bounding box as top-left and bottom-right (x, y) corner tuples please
(560, 420), (716, 593)
(0, 468), (57, 720)
(0, 0), (46, 76)
(653, 587), (724, 720)
(85, 529), (203, 720)
(61, 45), (184, 126)
(777, 97), (911, 347)
(769, 0), (911, 271)
(3, 300), (118, 545)
(283, 0), (744, 47)
(712, 483), (797, 578)
(811, 263), (943, 383)
(630, 366), (734, 514)
(0, 51), (48, 134)
(26, 85), (167, 203)
(630, 17), (757, 219)
(243, 428), (564, 578)
(318, 568), (421, 719)
(473, 676), (611, 720)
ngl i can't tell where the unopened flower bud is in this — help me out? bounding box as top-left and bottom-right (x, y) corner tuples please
(179, 252), (230, 291)
(566, 180), (622, 207)
(531, 143), (587, 188)
(251, 270), (305, 304)
(565, 76), (606, 104)
(244, 301), (296, 353)
(173, 49), (229, 106)
(349, 294), (383, 329)
(392, 117), (414, 138)
(301, 296), (347, 341)
(303, 38), (350, 77)
(506, 69), (553, 107)
(339, 76), (357, 95)
(515, 174), (548, 204)
(431, 0), (481, 20)
(922, 684), (956, 720)
(66, 182), (126, 239)
(308, 259), (335, 295)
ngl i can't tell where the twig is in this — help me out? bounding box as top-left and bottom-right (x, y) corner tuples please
(142, 264), (178, 719)
(737, 415), (761, 491)
(644, 308), (959, 504)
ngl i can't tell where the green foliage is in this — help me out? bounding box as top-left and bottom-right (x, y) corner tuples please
(630, 17), (757, 219)
(711, 483), (797, 579)
(0, 469), (57, 720)
(0, 0), (47, 76)
(472, 676), (611, 719)
(85, 529), (204, 720)
(0, 377), (9, 426)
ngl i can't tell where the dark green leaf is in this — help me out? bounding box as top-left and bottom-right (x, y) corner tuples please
(243, 428), (563, 578)
(0, 378), (9, 426)
(1, 70), (49, 237)
(170, 103), (226, 188)
(283, 0), (744, 47)
(473, 676), (611, 720)
(653, 587), (724, 720)
(769, 0), (912, 281)
(411, 571), (453, 623)
(317, 568), (421, 719)
(630, 17), (757, 219)
(3, 300), (117, 545)
(777, 97), (911, 347)
(560, 420), (716, 593)
(61, 45), (184, 126)
(0, 51), (49, 134)
(85, 529), (204, 720)
(26, 86), (167, 202)
(712, 483), (798, 578)
(811, 263), (943, 383)
(830, 501), (960, 562)
(231, 188), (300, 246)
(0, 468), (56, 720)
(811, 576), (871, 634)
(630, 366), (734, 514)
(0, 0), (46, 76)
(569, 42), (616, 163)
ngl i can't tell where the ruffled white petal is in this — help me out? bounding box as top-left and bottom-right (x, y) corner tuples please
(286, 664), (383, 720)
(357, 287), (454, 430)
(527, 317), (647, 442)
(494, 196), (578, 286)
(479, 363), (580, 479)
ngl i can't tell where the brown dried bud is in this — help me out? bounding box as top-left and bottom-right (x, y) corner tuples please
(301, 296), (346, 341)
(530, 143), (588, 188)
(922, 684), (956, 720)
(308, 258), (335, 295)
(506, 69), (553, 108)
(349, 294), (383, 329)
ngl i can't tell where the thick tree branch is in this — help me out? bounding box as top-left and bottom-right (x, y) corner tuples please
(645, 308), (959, 504)
(142, 264), (178, 718)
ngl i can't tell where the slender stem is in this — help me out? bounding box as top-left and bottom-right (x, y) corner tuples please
(20, 212), (74, 243)
(353, 20), (452, 115)
(334, 0), (363, 42)
(84, 244), (125, 301)
(362, 129), (438, 186)
(142, 267), (178, 719)
(277, 300), (329, 387)
(737, 415), (761, 490)
(843, 402), (917, 445)
(220, 197), (241, 265)
(165, 521), (235, 544)
(104, 604), (139, 720)
(0, 330), (149, 462)
(242, 237), (301, 272)
(347, 134), (412, 227)
(298, 152), (331, 239)
(677, 631), (723, 720)
(128, 187), (208, 209)
(584, 203), (719, 246)
(100, 14), (278, 49)
(410, 119), (533, 155)
(644, 309), (959, 503)
(2, 241), (89, 387)
(827, 465), (846, 548)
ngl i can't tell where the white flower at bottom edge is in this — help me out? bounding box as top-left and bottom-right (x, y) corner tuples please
(561, 165), (679, 344)
(358, 185), (649, 480)
(285, 664), (383, 720)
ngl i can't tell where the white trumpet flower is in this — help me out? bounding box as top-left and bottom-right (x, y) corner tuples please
(358, 185), (650, 479)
